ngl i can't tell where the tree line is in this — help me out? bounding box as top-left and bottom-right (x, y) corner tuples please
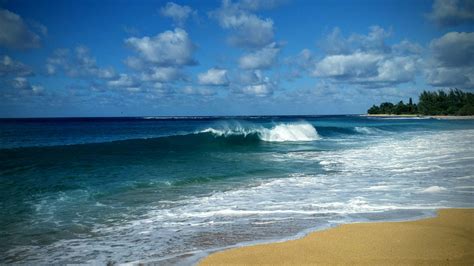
(367, 89), (474, 116)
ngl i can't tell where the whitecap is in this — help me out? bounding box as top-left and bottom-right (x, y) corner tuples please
(354, 126), (383, 134)
(420, 186), (447, 193)
(200, 122), (320, 142)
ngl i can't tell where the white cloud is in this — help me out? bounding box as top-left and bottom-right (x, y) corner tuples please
(427, 0), (474, 27)
(125, 28), (196, 66)
(313, 53), (420, 87)
(211, 0), (274, 48)
(241, 83), (273, 97)
(182, 86), (216, 96)
(124, 56), (145, 70)
(319, 27), (351, 55)
(283, 49), (315, 79)
(198, 68), (229, 86)
(140, 66), (183, 82)
(319, 26), (391, 55)
(236, 0), (287, 11)
(31, 21), (48, 37)
(0, 55), (33, 76)
(392, 40), (423, 55)
(0, 9), (43, 50)
(97, 67), (117, 79)
(313, 52), (383, 78)
(31, 85), (44, 95)
(107, 74), (139, 88)
(350, 26), (391, 54)
(430, 31), (474, 67)
(373, 56), (418, 84)
(160, 2), (196, 26)
(125, 87), (142, 93)
(122, 29), (198, 91)
(425, 66), (473, 87)
(312, 26), (420, 88)
(11, 77), (30, 90)
(238, 42), (279, 69)
(45, 49), (68, 75)
(46, 46), (117, 80)
(9, 77), (44, 95)
(425, 31), (474, 88)
(234, 70), (274, 97)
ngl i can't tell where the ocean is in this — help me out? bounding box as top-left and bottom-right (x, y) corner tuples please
(1, 115), (473, 264)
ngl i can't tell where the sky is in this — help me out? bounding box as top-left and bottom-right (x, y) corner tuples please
(0, 0), (473, 117)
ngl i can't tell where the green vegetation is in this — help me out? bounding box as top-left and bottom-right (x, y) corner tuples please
(367, 89), (474, 116)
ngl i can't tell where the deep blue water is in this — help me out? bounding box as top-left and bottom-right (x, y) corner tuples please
(1, 116), (473, 264)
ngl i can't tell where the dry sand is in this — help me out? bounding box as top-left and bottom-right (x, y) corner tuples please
(199, 209), (474, 265)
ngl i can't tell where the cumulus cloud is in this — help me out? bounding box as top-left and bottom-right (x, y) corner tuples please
(122, 29), (200, 93)
(430, 31), (474, 67)
(314, 53), (382, 79)
(425, 31), (474, 87)
(46, 46), (117, 79)
(160, 2), (196, 26)
(427, 0), (474, 27)
(211, 0), (274, 48)
(350, 26), (392, 54)
(0, 55), (33, 77)
(182, 86), (216, 96)
(11, 77), (30, 90)
(140, 66), (184, 83)
(311, 26), (420, 88)
(392, 40), (423, 55)
(233, 70), (275, 97)
(107, 73), (140, 88)
(314, 53), (419, 87)
(97, 67), (118, 79)
(125, 28), (196, 66)
(124, 56), (146, 70)
(319, 26), (391, 55)
(10, 77), (44, 94)
(238, 42), (280, 69)
(236, 0), (287, 11)
(241, 83), (273, 97)
(198, 68), (229, 86)
(283, 49), (315, 79)
(425, 66), (473, 87)
(0, 8), (44, 50)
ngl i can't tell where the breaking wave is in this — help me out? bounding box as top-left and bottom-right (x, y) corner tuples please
(199, 122), (320, 142)
(354, 126), (384, 135)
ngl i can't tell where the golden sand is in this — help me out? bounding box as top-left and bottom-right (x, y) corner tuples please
(199, 209), (474, 265)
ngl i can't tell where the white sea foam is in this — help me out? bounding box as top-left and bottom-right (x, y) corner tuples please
(200, 122), (320, 142)
(259, 123), (320, 142)
(420, 186), (447, 193)
(354, 126), (383, 134)
(365, 185), (393, 191)
(9, 128), (474, 265)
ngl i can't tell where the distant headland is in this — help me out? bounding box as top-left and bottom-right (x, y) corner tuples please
(367, 89), (474, 117)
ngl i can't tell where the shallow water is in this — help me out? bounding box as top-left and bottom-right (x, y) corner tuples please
(1, 116), (473, 264)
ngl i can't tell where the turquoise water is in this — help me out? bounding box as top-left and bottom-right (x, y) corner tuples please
(1, 116), (473, 264)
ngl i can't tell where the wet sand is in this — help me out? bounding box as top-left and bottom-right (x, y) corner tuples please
(199, 209), (474, 265)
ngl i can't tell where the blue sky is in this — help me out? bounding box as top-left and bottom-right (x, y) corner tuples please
(0, 0), (473, 117)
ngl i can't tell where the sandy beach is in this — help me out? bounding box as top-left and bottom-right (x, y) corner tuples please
(199, 209), (474, 265)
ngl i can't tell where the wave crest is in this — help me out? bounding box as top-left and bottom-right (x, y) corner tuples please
(354, 126), (383, 135)
(200, 122), (320, 142)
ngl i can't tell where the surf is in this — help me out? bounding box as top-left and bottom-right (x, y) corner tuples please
(199, 122), (320, 142)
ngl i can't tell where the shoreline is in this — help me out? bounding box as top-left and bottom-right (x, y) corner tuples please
(138, 209), (437, 265)
(198, 208), (474, 265)
(363, 114), (474, 120)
